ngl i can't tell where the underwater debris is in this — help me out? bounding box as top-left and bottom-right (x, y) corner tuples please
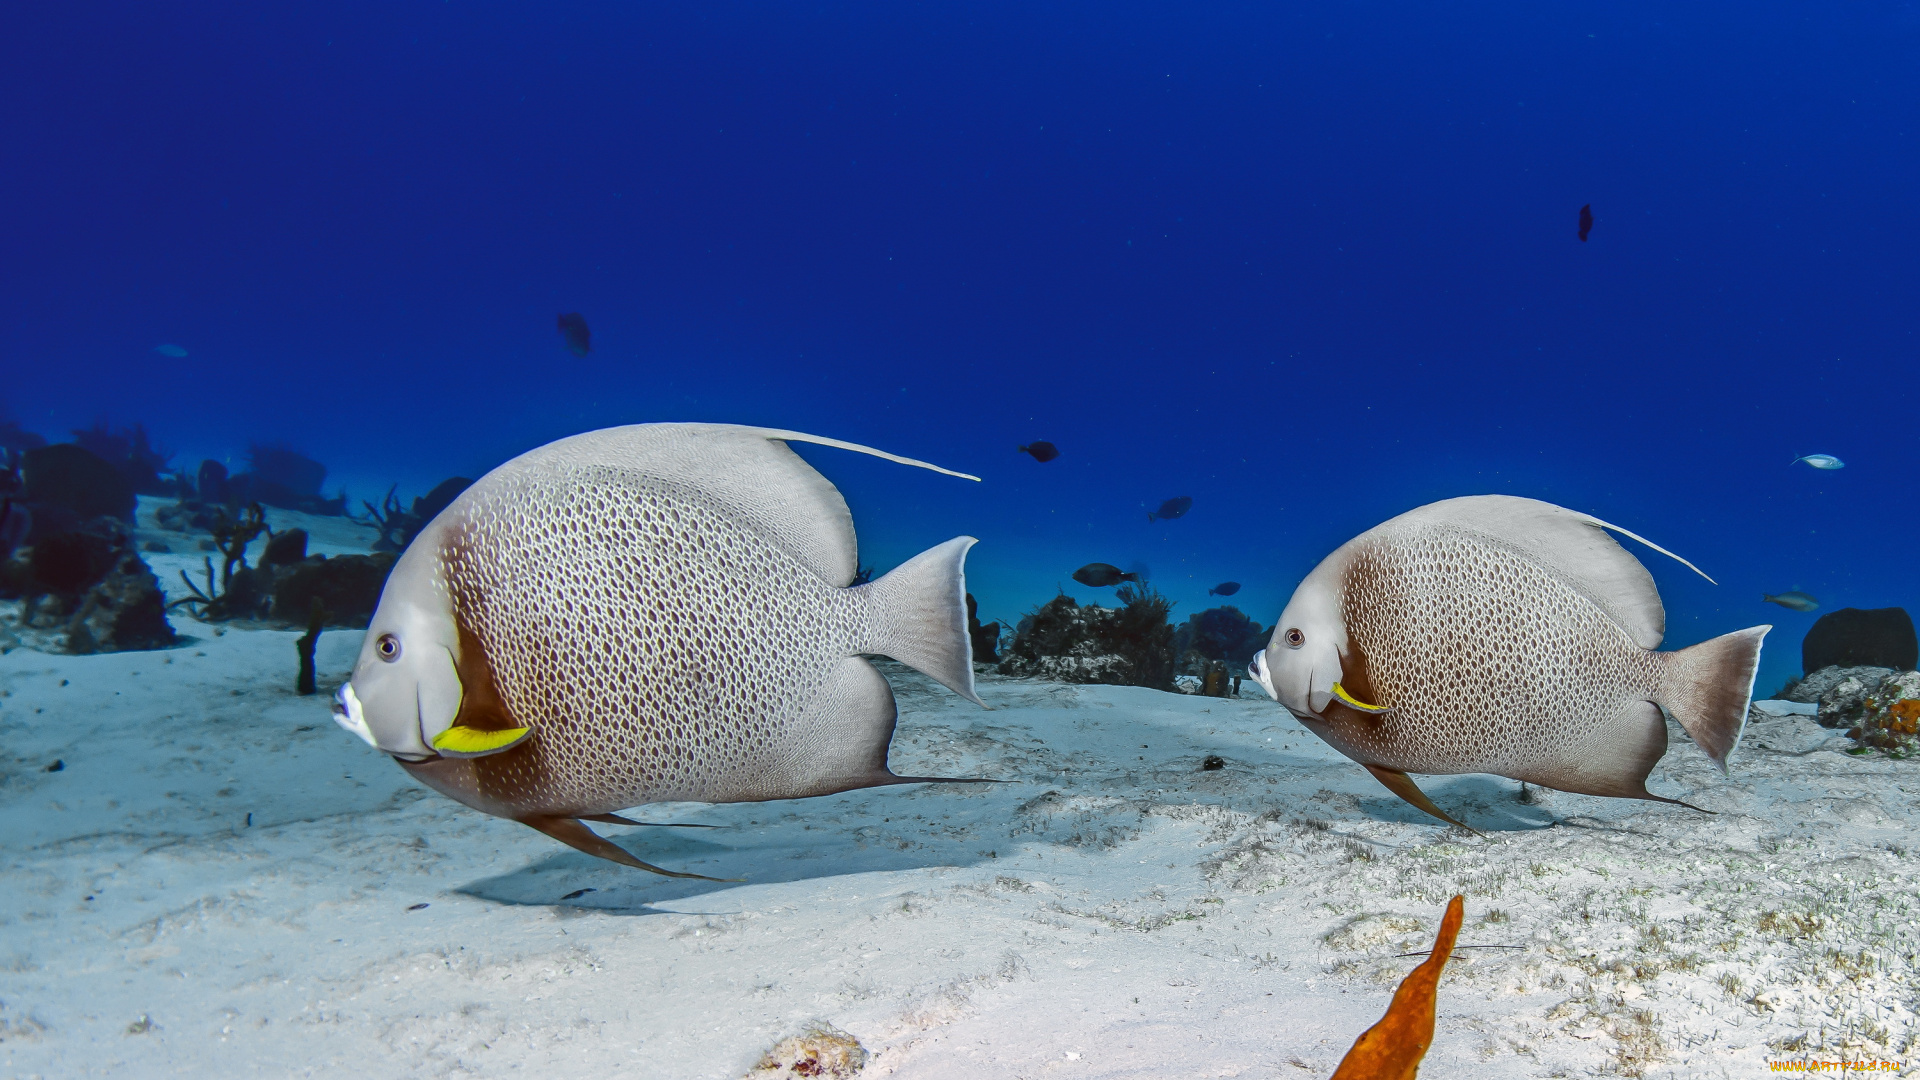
(1017, 440), (1058, 462)
(998, 582), (1177, 690)
(557, 312), (591, 357)
(1146, 495), (1192, 522)
(747, 1023), (868, 1079)
(1802, 607), (1916, 673)
(1330, 895), (1464, 1079)
(357, 476), (473, 552)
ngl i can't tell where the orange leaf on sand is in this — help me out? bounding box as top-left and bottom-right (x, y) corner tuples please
(1329, 894), (1465, 1080)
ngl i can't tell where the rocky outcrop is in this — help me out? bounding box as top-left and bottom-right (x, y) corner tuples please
(1802, 607), (1917, 674)
(5, 516), (175, 653)
(1811, 668), (1920, 753)
(997, 586), (1176, 690)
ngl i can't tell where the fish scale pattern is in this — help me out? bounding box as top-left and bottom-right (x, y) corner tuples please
(1331, 525), (1667, 776)
(439, 463), (871, 810)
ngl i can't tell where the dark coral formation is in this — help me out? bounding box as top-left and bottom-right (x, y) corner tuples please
(169, 514), (395, 630)
(359, 477), (472, 552)
(997, 583), (1176, 690)
(966, 593), (1001, 663)
(70, 423), (172, 496)
(1802, 607), (1917, 674)
(1172, 605), (1269, 697)
(227, 444), (346, 516)
(22, 443), (135, 528)
(1, 516), (175, 653)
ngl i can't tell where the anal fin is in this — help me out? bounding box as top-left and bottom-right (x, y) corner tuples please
(519, 816), (740, 881)
(1363, 765), (1482, 835)
(581, 813), (721, 829)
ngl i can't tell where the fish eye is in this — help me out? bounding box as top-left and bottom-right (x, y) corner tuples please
(1284, 628), (1304, 649)
(376, 633), (402, 662)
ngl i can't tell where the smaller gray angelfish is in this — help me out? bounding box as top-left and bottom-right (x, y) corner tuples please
(1248, 496), (1769, 828)
(1763, 591), (1819, 613)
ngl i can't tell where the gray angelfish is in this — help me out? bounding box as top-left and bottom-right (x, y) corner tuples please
(333, 423), (988, 877)
(1248, 496), (1769, 829)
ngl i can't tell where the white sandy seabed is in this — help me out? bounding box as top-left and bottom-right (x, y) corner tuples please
(3, 503), (1919, 1079)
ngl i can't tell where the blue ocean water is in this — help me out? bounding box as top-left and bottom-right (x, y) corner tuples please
(3, 1), (1917, 696)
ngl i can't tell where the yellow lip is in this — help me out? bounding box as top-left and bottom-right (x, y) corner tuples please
(1331, 682), (1390, 715)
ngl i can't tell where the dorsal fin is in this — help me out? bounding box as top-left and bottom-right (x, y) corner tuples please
(1376, 495), (1714, 650)
(492, 423), (978, 587)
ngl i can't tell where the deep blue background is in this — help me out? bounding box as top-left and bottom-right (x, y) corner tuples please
(4, 1), (1917, 693)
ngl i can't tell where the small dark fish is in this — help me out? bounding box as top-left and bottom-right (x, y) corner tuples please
(1147, 496), (1193, 523)
(1208, 581), (1241, 597)
(561, 888), (597, 900)
(1763, 591), (1819, 613)
(45, 759), (64, 773)
(406, 902), (429, 911)
(1018, 441), (1059, 463)
(1578, 204), (1593, 242)
(557, 312), (592, 357)
(1073, 562), (1139, 588)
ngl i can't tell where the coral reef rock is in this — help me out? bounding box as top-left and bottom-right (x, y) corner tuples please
(1802, 607), (1918, 674)
(22, 443), (135, 526)
(8, 517), (175, 653)
(1821, 669), (1920, 751)
(1779, 664), (1896, 708)
(267, 552), (397, 629)
(747, 1023), (868, 1079)
(997, 584), (1176, 690)
(227, 445), (346, 516)
(966, 592), (1000, 663)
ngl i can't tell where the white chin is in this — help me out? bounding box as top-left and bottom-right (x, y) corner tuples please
(332, 684), (379, 748)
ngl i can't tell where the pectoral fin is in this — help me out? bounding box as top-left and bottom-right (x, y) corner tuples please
(430, 724), (531, 758)
(519, 815), (742, 880)
(1332, 682), (1391, 714)
(1364, 765), (1482, 835)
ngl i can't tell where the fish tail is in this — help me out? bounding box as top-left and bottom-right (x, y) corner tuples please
(1657, 625), (1771, 771)
(858, 536), (986, 707)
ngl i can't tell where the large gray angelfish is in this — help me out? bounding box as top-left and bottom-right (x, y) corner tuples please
(1247, 496), (1769, 828)
(333, 423), (987, 877)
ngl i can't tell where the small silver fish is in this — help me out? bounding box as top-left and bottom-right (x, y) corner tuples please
(1763, 591), (1819, 612)
(1791, 454), (1844, 470)
(1248, 496), (1769, 828)
(153, 344), (188, 358)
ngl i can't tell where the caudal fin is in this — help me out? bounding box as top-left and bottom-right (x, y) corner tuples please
(860, 536), (986, 707)
(1658, 625), (1770, 770)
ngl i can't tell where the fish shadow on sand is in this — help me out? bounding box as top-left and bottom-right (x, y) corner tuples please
(456, 796), (1005, 913)
(1355, 774), (1560, 832)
